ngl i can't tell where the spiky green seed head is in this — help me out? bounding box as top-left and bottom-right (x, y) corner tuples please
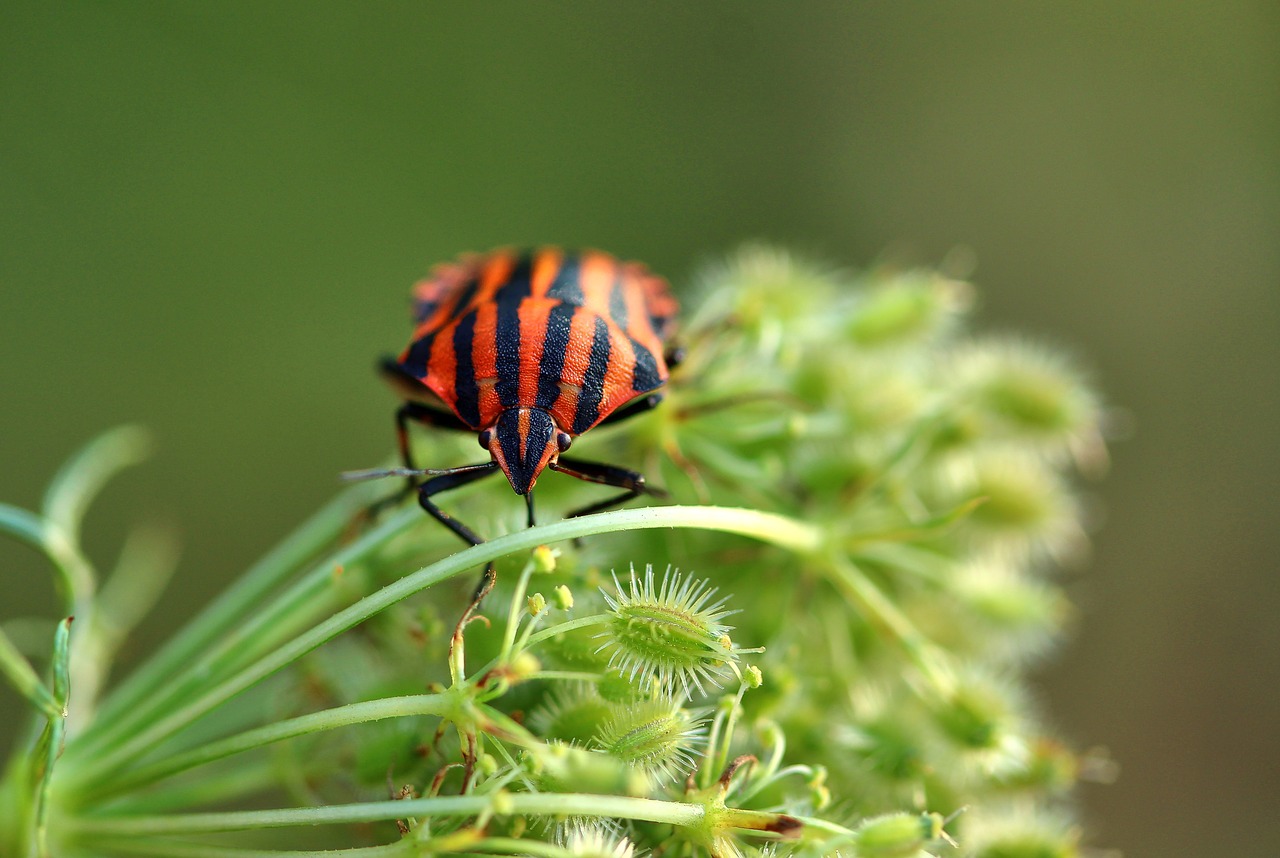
(593, 696), (707, 786)
(597, 565), (746, 697)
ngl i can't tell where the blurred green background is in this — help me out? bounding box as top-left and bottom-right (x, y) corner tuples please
(2, 3), (1277, 855)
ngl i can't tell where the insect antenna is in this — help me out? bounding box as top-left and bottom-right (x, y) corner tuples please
(340, 466), (452, 482)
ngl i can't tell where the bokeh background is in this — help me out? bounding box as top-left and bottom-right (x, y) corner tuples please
(3, 4), (1277, 856)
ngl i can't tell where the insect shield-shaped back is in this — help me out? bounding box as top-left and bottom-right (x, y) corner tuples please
(394, 247), (676, 440)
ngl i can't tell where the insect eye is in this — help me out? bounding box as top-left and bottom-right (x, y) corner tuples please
(478, 429), (493, 449)
(556, 432), (573, 453)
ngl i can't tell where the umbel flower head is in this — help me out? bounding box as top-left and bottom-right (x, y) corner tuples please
(597, 565), (752, 697)
(1, 246), (1109, 858)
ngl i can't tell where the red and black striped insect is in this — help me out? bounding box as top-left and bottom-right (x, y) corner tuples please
(377, 247), (679, 547)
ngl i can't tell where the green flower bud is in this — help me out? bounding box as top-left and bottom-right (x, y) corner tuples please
(854, 811), (950, 857)
(929, 670), (1036, 786)
(848, 270), (970, 348)
(967, 810), (1080, 858)
(947, 557), (1071, 663)
(951, 337), (1100, 458)
(533, 544), (559, 573)
(527, 592), (547, 616)
(939, 450), (1080, 559)
(554, 583), (575, 610)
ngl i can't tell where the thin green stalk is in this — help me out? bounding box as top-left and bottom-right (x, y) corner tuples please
(104, 760), (279, 815)
(709, 682), (752, 787)
(458, 838), (575, 857)
(94, 839), (412, 858)
(41, 425), (152, 542)
(526, 670), (601, 683)
(510, 599), (551, 659)
(72, 793), (705, 836)
(66, 506), (821, 789)
(85, 694), (452, 802)
(71, 501), (418, 760)
(499, 558), (538, 661)
(0, 505), (94, 617)
(70, 523), (182, 729)
(0, 628), (60, 720)
(521, 613), (611, 648)
(81, 486), (378, 749)
(827, 556), (954, 696)
(791, 814), (856, 837)
(33, 617), (72, 858)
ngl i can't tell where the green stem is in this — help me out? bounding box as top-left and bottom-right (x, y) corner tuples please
(105, 760), (278, 815)
(827, 556), (954, 696)
(0, 505), (94, 617)
(791, 813), (856, 837)
(66, 505), (821, 789)
(461, 838), (575, 857)
(41, 425), (152, 542)
(710, 682), (751, 786)
(521, 613), (611, 648)
(93, 839), (411, 858)
(527, 670), (600, 683)
(0, 628), (60, 720)
(499, 558), (538, 661)
(71, 793), (704, 836)
(84, 694), (452, 802)
(34, 617), (73, 858)
(72, 499), (415, 758)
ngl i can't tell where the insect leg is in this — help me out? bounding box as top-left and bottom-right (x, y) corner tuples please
(356, 400), (475, 517)
(417, 461), (501, 546)
(550, 457), (668, 519)
(593, 392), (664, 428)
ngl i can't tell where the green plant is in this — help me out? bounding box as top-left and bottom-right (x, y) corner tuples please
(1, 247), (1112, 857)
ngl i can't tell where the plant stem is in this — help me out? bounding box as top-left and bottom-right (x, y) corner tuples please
(33, 617), (72, 858)
(84, 694), (452, 802)
(65, 506), (822, 789)
(71, 498), (414, 758)
(71, 793), (704, 836)
(827, 556), (954, 696)
(520, 614), (611, 648)
(0, 628), (60, 720)
(0, 505), (94, 618)
(499, 558), (538, 661)
(93, 839), (412, 858)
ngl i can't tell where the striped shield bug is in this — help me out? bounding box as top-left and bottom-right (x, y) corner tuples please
(373, 247), (679, 548)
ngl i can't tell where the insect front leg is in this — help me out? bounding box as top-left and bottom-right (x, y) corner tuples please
(417, 461), (501, 546)
(550, 456), (668, 519)
(419, 462), (503, 631)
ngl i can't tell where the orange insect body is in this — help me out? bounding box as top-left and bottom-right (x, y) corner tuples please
(390, 247), (678, 495)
